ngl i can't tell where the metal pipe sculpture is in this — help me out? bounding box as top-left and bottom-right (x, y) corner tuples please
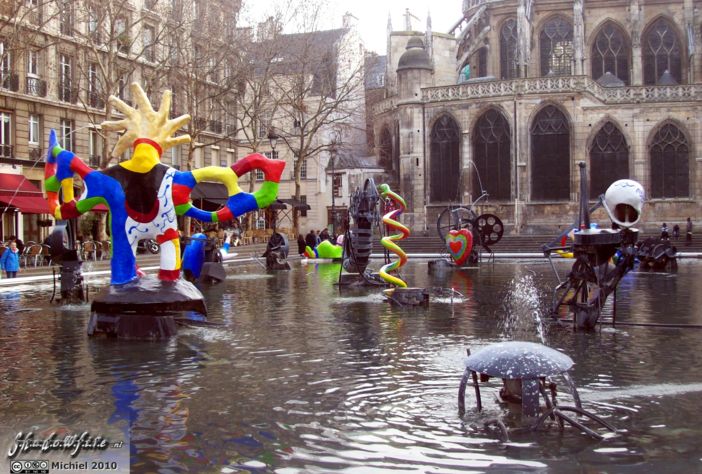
(44, 83), (284, 338)
(341, 178), (381, 278)
(335, 178), (385, 286)
(377, 183), (409, 290)
(543, 163), (643, 330)
(458, 341), (616, 441)
(46, 221), (85, 304)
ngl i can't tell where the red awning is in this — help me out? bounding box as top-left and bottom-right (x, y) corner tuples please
(0, 173), (50, 214)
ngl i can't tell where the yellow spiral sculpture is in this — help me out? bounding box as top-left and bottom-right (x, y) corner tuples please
(378, 183), (409, 290)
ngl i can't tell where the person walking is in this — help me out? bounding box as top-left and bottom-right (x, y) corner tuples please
(305, 229), (317, 249)
(320, 228), (331, 242)
(297, 234), (306, 255)
(0, 241), (21, 278)
(686, 217), (693, 245)
(672, 224), (680, 240)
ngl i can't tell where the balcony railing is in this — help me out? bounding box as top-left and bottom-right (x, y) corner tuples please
(371, 76), (702, 109)
(1, 73), (19, 92)
(25, 76), (47, 97)
(0, 144), (13, 159)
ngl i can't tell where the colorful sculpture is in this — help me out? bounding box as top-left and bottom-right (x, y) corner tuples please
(304, 240), (343, 260)
(378, 183), (409, 289)
(44, 83), (284, 285)
(446, 229), (474, 266)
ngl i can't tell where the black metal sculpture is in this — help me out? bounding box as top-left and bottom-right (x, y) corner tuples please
(543, 163), (644, 329)
(46, 220), (86, 304)
(458, 341), (616, 440)
(263, 232), (291, 271)
(338, 178), (383, 286)
(636, 237), (678, 272)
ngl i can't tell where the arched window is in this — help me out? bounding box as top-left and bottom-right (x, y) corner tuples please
(643, 18), (682, 85)
(650, 123), (689, 198)
(589, 122), (629, 198)
(591, 21), (630, 85)
(378, 126), (392, 170)
(540, 16), (573, 76)
(430, 115), (461, 203)
(500, 19), (518, 80)
(472, 110), (511, 200)
(531, 106), (570, 201)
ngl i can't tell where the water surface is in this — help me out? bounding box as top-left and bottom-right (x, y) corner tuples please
(1, 260), (701, 472)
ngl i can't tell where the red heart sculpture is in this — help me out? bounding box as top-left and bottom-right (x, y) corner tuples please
(446, 229), (473, 266)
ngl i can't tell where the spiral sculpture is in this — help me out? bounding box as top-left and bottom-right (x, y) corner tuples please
(378, 183), (409, 289)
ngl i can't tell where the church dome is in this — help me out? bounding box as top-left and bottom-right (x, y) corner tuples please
(397, 37), (433, 72)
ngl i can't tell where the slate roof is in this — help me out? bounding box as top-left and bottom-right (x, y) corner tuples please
(327, 151), (382, 171)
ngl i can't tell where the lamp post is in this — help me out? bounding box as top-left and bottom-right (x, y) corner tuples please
(267, 128), (279, 232)
(267, 128), (279, 153)
(329, 138), (338, 238)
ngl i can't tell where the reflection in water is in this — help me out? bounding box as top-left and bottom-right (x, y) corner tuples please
(0, 261), (701, 472)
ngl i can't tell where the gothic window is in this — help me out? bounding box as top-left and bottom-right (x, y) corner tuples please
(591, 21), (630, 85)
(500, 19), (518, 80)
(430, 115), (460, 203)
(378, 126), (392, 170)
(472, 110), (511, 200)
(650, 123), (689, 198)
(477, 47), (487, 77)
(589, 122), (629, 198)
(531, 106), (570, 201)
(643, 18), (682, 85)
(540, 16), (573, 76)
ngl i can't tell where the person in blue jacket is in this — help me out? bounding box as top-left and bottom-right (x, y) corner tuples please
(0, 240), (21, 278)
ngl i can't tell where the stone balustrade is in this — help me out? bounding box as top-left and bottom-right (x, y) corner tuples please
(419, 76), (701, 105)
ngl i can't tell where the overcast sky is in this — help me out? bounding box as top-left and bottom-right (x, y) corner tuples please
(241, 0), (464, 55)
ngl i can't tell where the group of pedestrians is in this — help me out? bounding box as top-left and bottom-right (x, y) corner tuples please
(660, 217), (693, 244)
(298, 229), (343, 255)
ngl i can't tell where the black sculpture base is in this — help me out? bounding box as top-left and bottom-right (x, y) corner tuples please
(338, 272), (384, 286)
(384, 287), (430, 306)
(428, 259), (478, 273)
(201, 262), (227, 282)
(88, 276), (207, 340)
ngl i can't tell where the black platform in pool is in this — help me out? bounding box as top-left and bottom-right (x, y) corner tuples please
(88, 276), (207, 340)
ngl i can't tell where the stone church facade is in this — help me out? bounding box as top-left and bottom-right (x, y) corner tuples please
(370, 0), (702, 234)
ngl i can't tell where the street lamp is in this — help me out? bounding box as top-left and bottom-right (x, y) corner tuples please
(329, 138), (338, 237)
(267, 128), (280, 232)
(267, 128), (279, 152)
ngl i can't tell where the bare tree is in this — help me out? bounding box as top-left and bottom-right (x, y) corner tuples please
(163, 0), (241, 172)
(70, 0), (178, 169)
(272, 9), (365, 234)
(235, 0), (365, 234)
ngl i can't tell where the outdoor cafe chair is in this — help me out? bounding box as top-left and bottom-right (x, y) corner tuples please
(82, 241), (98, 261)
